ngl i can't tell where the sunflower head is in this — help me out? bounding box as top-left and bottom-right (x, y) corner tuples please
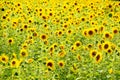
(90, 50), (97, 58)
(8, 38), (14, 44)
(1, 54), (9, 64)
(40, 34), (47, 41)
(22, 43), (28, 49)
(70, 63), (78, 73)
(74, 41), (81, 47)
(107, 48), (113, 54)
(112, 27), (118, 34)
(82, 29), (88, 37)
(103, 32), (113, 39)
(58, 50), (66, 57)
(102, 41), (111, 51)
(87, 28), (95, 37)
(20, 49), (28, 58)
(12, 53), (17, 59)
(58, 60), (65, 68)
(46, 60), (55, 70)
(95, 53), (102, 64)
(76, 54), (81, 61)
(10, 58), (21, 68)
(27, 58), (34, 63)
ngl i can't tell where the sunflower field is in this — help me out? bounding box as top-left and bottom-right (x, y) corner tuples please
(0, 0), (120, 80)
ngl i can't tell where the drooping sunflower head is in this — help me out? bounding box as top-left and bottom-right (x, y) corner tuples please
(95, 53), (102, 64)
(82, 29), (88, 37)
(26, 58), (34, 63)
(58, 50), (66, 57)
(97, 43), (102, 50)
(12, 53), (17, 59)
(76, 54), (81, 61)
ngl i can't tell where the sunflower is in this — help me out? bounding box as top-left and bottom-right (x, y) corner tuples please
(82, 29), (88, 37)
(12, 53), (17, 59)
(22, 43), (28, 49)
(87, 28), (95, 37)
(49, 46), (55, 53)
(56, 30), (63, 37)
(98, 26), (105, 34)
(90, 50), (97, 58)
(40, 34), (47, 41)
(10, 58), (21, 68)
(97, 43), (102, 50)
(102, 41), (111, 51)
(112, 27), (118, 34)
(60, 45), (65, 50)
(58, 60), (65, 68)
(107, 48), (113, 54)
(20, 49), (28, 58)
(8, 38), (14, 44)
(70, 63), (78, 73)
(58, 50), (66, 57)
(95, 53), (102, 64)
(71, 45), (77, 51)
(74, 41), (81, 47)
(23, 24), (28, 29)
(27, 58), (34, 63)
(1, 54), (9, 64)
(46, 60), (55, 70)
(52, 43), (58, 48)
(76, 54), (81, 61)
(103, 31), (113, 39)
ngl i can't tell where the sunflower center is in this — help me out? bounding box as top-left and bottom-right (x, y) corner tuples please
(113, 30), (118, 34)
(2, 57), (6, 61)
(96, 55), (100, 61)
(12, 61), (16, 65)
(105, 33), (109, 38)
(92, 52), (96, 57)
(59, 63), (63, 67)
(41, 35), (46, 39)
(88, 30), (93, 35)
(76, 43), (80, 47)
(47, 62), (53, 67)
(21, 52), (26, 56)
(104, 44), (109, 49)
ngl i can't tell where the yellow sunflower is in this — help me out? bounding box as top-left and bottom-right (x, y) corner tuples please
(46, 59), (55, 70)
(0, 54), (9, 64)
(20, 49), (28, 58)
(10, 58), (21, 68)
(58, 60), (65, 68)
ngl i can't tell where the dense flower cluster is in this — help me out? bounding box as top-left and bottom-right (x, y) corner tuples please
(0, 0), (120, 79)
